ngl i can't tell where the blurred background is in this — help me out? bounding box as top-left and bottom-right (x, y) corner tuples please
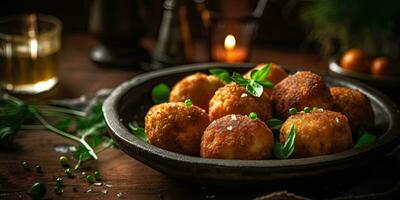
(0, 0), (400, 98)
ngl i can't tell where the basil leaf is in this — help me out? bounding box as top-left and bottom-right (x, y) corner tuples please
(246, 80), (263, 97)
(274, 125), (296, 159)
(257, 79), (274, 89)
(231, 72), (250, 85)
(209, 68), (232, 83)
(267, 118), (283, 131)
(250, 63), (271, 82)
(128, 122), (148, 142)
(355, 131), (376, 148)
(151, 83), (170, 104)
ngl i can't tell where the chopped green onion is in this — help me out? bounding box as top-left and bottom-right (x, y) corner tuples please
(86, 175), (94, 183)
(56, 177), (63, 187)
(94, 171), (102, 181)
(288, 108), (297, 115)
(128, 122), (148, 142)
(303, 107), (311, 113)
(184, 99), (192, 107)
(151, 83), (170, 104)
(312, 107), (319, 112)
(65, 168), (75, 178)
(249, 112), (257, 120)
(27, 182), (46, 200)
(54, 186), (63, 195)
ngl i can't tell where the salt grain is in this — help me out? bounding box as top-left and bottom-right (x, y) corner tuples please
(227, 126), (233, 131)
(231, 115), (237, 121)
(101, 189), (108, 194)
(241, 93), (248, 98)
(82, 172), (87, 176)
(94, 182), (102, 186)
(335, 117), (340, 124)
(117, 192), (123, 198)
(206, 194), (216, 199)
(86, 188), (92, 193)
(105, 184), (113, 188)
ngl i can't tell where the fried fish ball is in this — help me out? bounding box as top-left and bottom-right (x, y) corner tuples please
(272, 71), (333, 119)
(208, 83), (273, 121)
(330, 87), (374, 130)
(280, 110), (353, 158)
(145, 102), (210, 156)
(169, 73), (224, 110)
(244, 63), (288, 85)
(201, 114), (274, 159)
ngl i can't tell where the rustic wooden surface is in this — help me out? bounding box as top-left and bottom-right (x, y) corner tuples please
(0, 34), (330, 200)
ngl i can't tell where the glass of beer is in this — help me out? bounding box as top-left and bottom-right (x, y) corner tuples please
(0, 14), (62, 94)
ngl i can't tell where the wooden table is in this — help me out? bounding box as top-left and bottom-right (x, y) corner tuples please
(0, 34), (331, 200)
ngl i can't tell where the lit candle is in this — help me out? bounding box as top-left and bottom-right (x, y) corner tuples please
(213, 34), (248, 62)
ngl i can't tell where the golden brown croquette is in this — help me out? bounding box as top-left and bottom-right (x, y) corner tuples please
(201, 114), (274, 159)
(272, 71), (334, 119)
(280, 110), (353, 158)
(145, 102), (210, 156)
(208, 83), (273, 121)
(169, 73), (224, 111)
(330, 87), (374, 131)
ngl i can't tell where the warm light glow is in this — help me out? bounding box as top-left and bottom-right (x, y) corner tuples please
(224, 34), (236, 50)
(29, 39), (38, 59)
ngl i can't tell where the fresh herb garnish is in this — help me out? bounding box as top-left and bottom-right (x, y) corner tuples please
(128, 121), (148, 142)
(27, 182), (46, 200)
(288, 107), (297, 115)
(94, 171), (102, 181)
(54, 186), (63, 195)
(312, 107), (319, 112)
(355, 128), (376, 148)
(273, 125), (296, 159)
(249, 112), (257, 120)
(86, 175), (95, 183)
(65, 168), (75, 178)
(209, 68), (232, 84)
(230, 64), (274, 97)
(56, 177), (63, 187)
(303, 107), (311, 113)
(151, 83), (170, 104)
(184, 99), (192, 107)
(266, 118), (284, 131)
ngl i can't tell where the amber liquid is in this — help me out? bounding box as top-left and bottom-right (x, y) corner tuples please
(0, 52), (58, 93)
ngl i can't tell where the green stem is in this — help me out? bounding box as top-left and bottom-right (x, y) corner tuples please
(31, 108), (98, 160)
(36, 105), (86, 117)
(21, 125), (46, 130)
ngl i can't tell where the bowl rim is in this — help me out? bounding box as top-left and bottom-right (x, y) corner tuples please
(329, 60), (400, 82)
(103, 62), (400, 169)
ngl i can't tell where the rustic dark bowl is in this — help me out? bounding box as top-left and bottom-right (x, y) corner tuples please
(103, 62), (400, 184)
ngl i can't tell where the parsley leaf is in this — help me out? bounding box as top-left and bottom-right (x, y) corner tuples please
(209, 68), (232, 84)
(152, 83), (170, 104)
(128, 121), (148, 142)
(273, 125), (296, 159)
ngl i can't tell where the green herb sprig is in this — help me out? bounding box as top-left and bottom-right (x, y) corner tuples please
(0, 94), (115, 169)
(273, 125), (296, 159)
(230, 64), (274, 97)
(128, 121), (148, 142)
(209, 68), (232, 84)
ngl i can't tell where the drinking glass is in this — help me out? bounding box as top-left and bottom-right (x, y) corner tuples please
(0, 14), (62, 94)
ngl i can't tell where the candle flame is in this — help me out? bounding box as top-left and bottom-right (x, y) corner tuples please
(224, 35), (236, 51)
